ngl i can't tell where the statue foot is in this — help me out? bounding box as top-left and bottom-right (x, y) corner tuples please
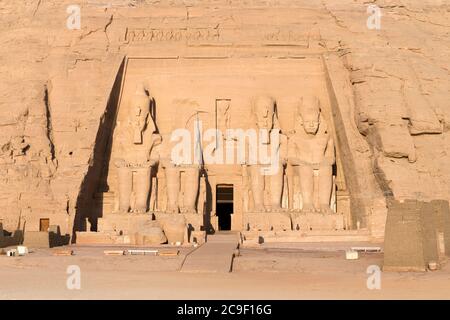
(302, 204), (316, 213)
(181, 207), (197, 214)
(271, 206), (287, 213)
(166, 206), (180, 214)
(319, 205), (333, 215)
(254, 205), (267, 212)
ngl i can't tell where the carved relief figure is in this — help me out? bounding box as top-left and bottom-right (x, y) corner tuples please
(245, 96), (287, 212)
(288, 96), (335, 214)
(114, 83), (162, 213)
(216, 99), (231, 141)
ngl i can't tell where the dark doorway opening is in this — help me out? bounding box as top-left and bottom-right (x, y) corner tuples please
(40, 218), (50, 232)
(216, 185), (233, 231)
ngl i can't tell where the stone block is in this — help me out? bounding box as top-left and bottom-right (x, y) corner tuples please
(345, 250), (358, 260)
(104, 250), (125, 256)
(430, 200), (450, 257)
(127, 249), (158, 256)
(157, 215), (187, 245)
(97, 218), (114, 232)
(191, 230), (206, 244)
(96, 213), (172, 245)
(139, 227), (167, 245)
(75, 231), (116, 245)
(243, 212), (292, 231)
(383, 200), (441, 272)
(384, 201), (425, 271)
(115, 234), (135, 245)
(17, 246), (28, 256)
(421, 203), (440, 265)
(155, 212), (201, 231)
(53, 249), (74, 256)
(291, 213), (345, 231)
(23, 231), (50, 248)
(158, 249), (179, 257)
(376, 123), (416, 162)
(97, 213), (154, 235)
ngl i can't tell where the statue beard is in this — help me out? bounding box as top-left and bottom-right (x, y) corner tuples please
(303, 123), (319, 135)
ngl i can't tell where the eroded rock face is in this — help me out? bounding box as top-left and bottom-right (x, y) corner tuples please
(0, 0), (449, 242)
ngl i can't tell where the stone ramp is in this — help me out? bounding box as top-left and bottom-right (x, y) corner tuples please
(180, 232), (240, 273)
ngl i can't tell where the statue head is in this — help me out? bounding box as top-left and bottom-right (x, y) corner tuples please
(129, 83), (151, 144)
(252, 96), (277, 130)
(298, 96), (321, 135)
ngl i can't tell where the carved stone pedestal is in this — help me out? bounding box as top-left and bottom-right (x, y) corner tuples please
(93, 213), (166, 245)
(290, 212), (344, 231)
(154, 212), (219, 236)
(243, 212), (292, 231)
(98, 213), (156, 235)
(85, 212), (218, 245)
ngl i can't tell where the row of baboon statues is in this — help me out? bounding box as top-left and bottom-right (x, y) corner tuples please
(113, 83), (336, 215)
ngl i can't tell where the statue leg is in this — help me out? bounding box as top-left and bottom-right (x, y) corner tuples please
(270, 164), (284, 211)
(286, 164), (295, 212)
(318, 165), (333, 214)
(298, 165), (315, 212)
(249, 165), (266, 212)
(117, 166), (132, 213)
(165, 166), (180, 213)
(182, 167), (199, 214)
(134, 167), (151, 213)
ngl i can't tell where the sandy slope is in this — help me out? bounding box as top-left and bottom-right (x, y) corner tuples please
(0, 245), (449, 300)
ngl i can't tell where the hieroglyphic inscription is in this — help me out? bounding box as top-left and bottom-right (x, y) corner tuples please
(125, 27), (221, 43)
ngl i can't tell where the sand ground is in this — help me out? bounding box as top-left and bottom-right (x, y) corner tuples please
(0, 243), (449, 300)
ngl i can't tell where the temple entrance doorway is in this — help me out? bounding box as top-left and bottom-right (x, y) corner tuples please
(216, 185), (233, 231)
(40, 218), (50, 232)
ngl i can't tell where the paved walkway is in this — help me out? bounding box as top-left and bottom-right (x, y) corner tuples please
(180, 232), (240, 273)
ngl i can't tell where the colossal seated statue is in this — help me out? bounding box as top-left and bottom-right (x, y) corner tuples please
(288, 95), (335, 214)
(160, 99), (203, 214)
(245, 96), (287, 213)
(113, 83), (161, 213)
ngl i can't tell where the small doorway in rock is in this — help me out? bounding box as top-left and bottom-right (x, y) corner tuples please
(40, 218), (50, 232)
(216, 184), (233, 231)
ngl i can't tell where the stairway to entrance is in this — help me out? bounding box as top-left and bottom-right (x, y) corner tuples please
(180, 232), (240, 273)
